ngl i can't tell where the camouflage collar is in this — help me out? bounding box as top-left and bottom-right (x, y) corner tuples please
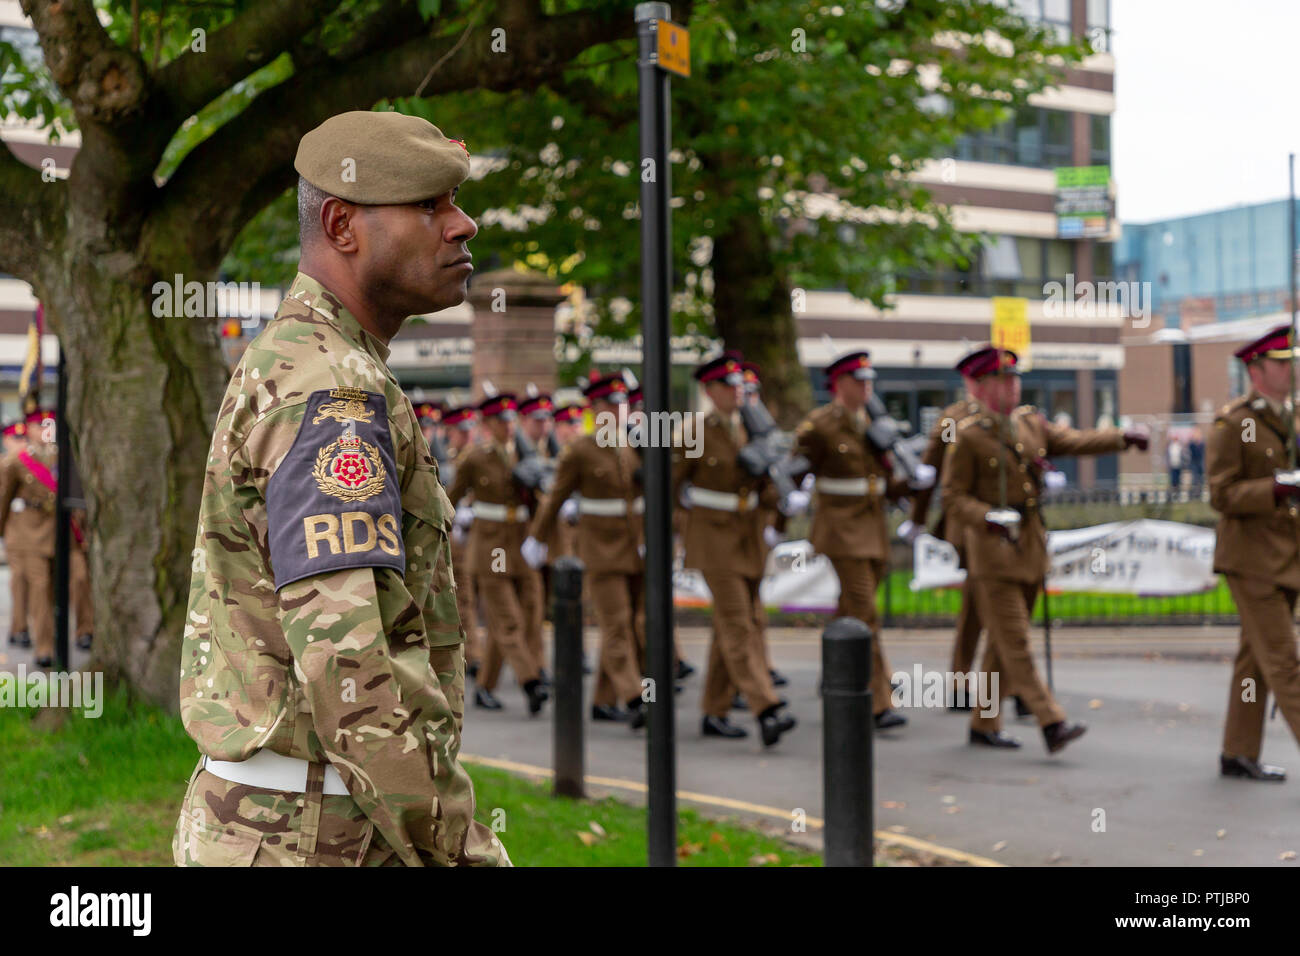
(286, 272), (392, 365)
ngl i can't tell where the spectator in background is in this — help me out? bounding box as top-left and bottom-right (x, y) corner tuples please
(1188, 427), (1206, 497)
(1168, 433), (1185, 496)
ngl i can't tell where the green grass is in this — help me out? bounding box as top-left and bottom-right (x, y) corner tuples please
(0, 688), (819, 867)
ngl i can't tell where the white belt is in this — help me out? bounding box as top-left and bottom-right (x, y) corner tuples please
(686, 486), (759, 513)
(817, 475), (885, 496)
(472, 501), (530, 522)
(578, 496), (645, 517)
(202, 751), (350, 796)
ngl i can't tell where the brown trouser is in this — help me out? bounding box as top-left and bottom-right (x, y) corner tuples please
(828, 556), (892, 715)
(589, 572), (646, 708)
(1221, 574), (1300, 760)
(477, 569), (543, 691)
(968, 577), (1065, 733)
(9, 545), (27, 635)
(10, 550), (52, 660)
(701, 572), (779, 719)
(952, 575), (983, 675)
(456, 571), (482, 668)
(71, 546), (93, 637)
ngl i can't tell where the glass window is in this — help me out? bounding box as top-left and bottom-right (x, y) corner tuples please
(1094, 383), (1116, 429)
(1094, 241), (1114, 278)
(1045, 240), (1073, 279)
(1016, 237), (1042, 278)
(983, 235), (1024, 279)
(1015, 107), (1043, 166)
(1043, 0), (1070, 22)
(1088, 0), (1110, 29)
(1044, 109), (1072, 164)
(1090, 114), (1111, 165)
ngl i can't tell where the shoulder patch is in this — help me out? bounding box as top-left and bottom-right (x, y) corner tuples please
(266, 388), (404, 591)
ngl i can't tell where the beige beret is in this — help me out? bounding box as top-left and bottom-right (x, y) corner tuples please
(294, 110), (470, 204)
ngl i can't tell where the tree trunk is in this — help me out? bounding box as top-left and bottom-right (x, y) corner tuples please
(710, 207), (811, 428)
(33, 251), (228, 710)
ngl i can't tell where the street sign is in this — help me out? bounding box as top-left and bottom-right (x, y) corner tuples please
(992, 296), (1031, 370)
(656, 20), (690, 77)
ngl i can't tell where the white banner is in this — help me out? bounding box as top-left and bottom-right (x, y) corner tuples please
(673, 540), (842, 614)
(910, 519), (1218, 596)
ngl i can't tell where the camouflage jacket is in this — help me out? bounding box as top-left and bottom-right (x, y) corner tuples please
(179, 272), (501, 866)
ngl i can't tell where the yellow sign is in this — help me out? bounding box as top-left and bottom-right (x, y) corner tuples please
(657, 20), (690, 77)
(991, 297), (1030, 369)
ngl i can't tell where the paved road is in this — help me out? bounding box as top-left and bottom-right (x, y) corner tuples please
(462, 623), (1300, 867)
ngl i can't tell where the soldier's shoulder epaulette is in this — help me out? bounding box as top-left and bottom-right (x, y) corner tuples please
(1216, 395), (1252, 422)
(1012, 404), (1043, 420)
(956, 412), (983, 431)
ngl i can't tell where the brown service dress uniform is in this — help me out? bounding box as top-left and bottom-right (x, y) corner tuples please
(531, 435), (645, 711)
(2, 450), (28, 641)
(793, 402), (910, 714)
(941, 401), (1124, 736)
(1207, 392), (1300, 761)
(0, 443), (57, 660)
(447, 438), (544, 692)
(672, 411), (781, 721)
(442, 444), (482, 671)
(70, 508), (93, 640)
(911, 399), (985, 688)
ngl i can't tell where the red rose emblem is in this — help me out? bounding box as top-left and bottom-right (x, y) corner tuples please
(331, 451), (372, 488)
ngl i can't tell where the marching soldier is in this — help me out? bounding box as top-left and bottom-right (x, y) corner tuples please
(441, 404), (483, 679)
(940, 345), (1145, 753)
(1208, 325), (1300, 781)
(906, 382), (988, 711)
(2, 419), (29, 649)
(672, 354), (796, 746)
(790, 351), (928, 730)
(446, 392), (549, 715)
(517, 391), (574, 598)
(0, 411), (56, 667)
(175, 110), (505, 865)
(527, 373), (647, 727)
(70, 505), (93, 651)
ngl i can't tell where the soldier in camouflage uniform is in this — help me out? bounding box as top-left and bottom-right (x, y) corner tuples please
(174, 111), (507, 866)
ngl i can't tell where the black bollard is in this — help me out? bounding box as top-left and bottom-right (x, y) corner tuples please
(821, 616), (873, 867)
(552, 556), (585, 798)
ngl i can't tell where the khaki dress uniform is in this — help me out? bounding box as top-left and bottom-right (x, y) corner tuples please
(442, 442), (481, 670)
(793, 402), (910, 714)
(1207, 391), (1300, 763)
(531, 434), (645, 711)
(0, 443), (56, 660)
(70, 508), (93, 641)
(911, 399), (985, 688)
(447, 438), (544, 692)
(672, 410), (781, 721)
(941, 400), (1125, 737)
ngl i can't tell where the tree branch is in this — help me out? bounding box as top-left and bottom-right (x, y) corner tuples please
(155, 0), (346, 122)
(151, 5), (636, 271)
(0, 142), (63, 284)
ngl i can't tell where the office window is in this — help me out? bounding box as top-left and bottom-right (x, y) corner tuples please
(1087, 0), (1111, 52)
(1090, 114), (1111, 166)
(954, 106), (1073, 170)
(1094, 242), (1114, 279)
(1045, 240), (1074, 280)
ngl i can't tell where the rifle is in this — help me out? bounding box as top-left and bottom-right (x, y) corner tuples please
(512, 430), (556, 497)
(864, 393), (930, 482)
(736, 398), (809, 500)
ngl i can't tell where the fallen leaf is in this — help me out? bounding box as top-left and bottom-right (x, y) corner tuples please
(881, 801), (906, 809)
(1047, 849), (1063, 863)
(943, 806), (961, 814)
(677, 841), (704, 858)
(1193, 849), (1204, 857)
(576, 831), (599, 846)
(1279, 850), (1296, 861)
(1089, 699), (1103, 710)
(887, 825), (908, 834)
(1216, 829), (1226, 840)
(749, 852), (779, 866)
(588, 821), (606, 838)
(991, 840), (1007, 852)
(57, 814), (75, 826)
(1177, 703), (1191, 713)
(941, 795), (957, 804)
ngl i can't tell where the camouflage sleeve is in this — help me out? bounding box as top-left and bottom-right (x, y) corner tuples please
(445, 448), (474, 506)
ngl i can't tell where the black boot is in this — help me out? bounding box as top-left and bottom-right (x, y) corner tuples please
(1220, 754), (1286, 781)
(758, 704), (797, 747)
(769, 668), (789, 687)
(874, 709), (907, 730)
(701, 714), (748, 738)
(467, 660), (480, 681)
(1014, 695), (1032, 718)
(474, 687), (503, 710)
(538, 668), (552, 687)
(732, 693), (747, 710)
(627, 699), (646, 731)
(591, 704), (629, 722)
(6, 630), (15, 646)
(524, 678), (549, 716)
(75, 633), (92, 651)
(582, 656), (593, 676)
(970, 728), (1021, 748)
(675, 659), (695, 680)
(16, 631), (30, 649)
(1043, 720), (1086, 754)
(34, 655), (54, 668)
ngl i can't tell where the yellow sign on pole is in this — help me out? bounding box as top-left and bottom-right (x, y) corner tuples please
(991, 297), (1030, 370)
(656, 20), (690, 77)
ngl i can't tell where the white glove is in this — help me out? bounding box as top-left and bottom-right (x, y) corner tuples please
(638, 542), (646, 558)
(559, 497), (579, 523)
(453, 504), (475, 530)
(908, 463), (936, 490)
(780, 489), (810, 517)
(897, 519), (921, 543)
(521, 535), (548, 569)
(800, 473), (815, 492)
(763, 526), (782, 549)
(679, 484), (694, 509)
(452, 525), (466, 547)
(1044, 470), (1067, 490)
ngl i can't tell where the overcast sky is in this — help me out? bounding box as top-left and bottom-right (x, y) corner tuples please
(1112, 0), (1300, 225)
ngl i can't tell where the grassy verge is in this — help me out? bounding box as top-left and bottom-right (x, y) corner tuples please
(0, 688), (819, 867)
